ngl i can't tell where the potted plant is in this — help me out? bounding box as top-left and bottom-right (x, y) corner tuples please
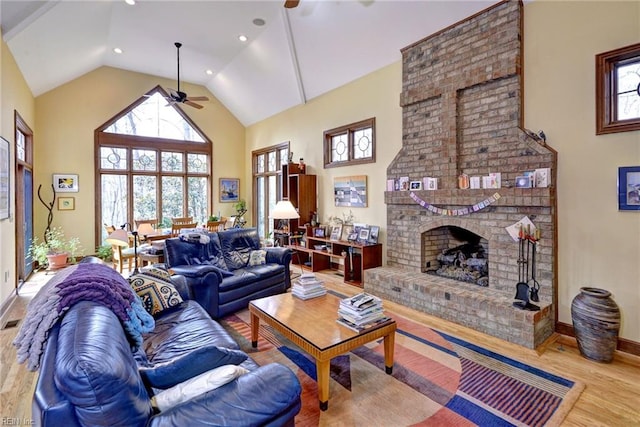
(29, 227), (82, 270)
(96, 244), (113, 262)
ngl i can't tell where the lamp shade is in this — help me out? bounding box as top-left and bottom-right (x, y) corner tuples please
(106, 228), (129, 247)
(270, 200), (300, 220)
(137, 223), (155, 237)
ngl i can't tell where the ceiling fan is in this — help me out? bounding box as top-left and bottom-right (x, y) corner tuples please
(166, 42), (209, 109)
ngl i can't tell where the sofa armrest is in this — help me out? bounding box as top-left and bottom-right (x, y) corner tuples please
(148, 363), (301, 427)
(264, 247), (293, 288)
(167, 265), (224, 318)
(169, 274), (191, 300)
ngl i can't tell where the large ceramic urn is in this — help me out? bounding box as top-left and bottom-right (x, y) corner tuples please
(571, 287), (621, 363)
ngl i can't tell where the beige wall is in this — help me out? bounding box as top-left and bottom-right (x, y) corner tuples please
(246, 62), (403, 249)
(34, 66), (246, 256)
(247, 2), (640, 342)
(0, 35), (35, 306)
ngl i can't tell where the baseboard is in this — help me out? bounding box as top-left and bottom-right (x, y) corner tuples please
(0, 288), (18, 323)
(556, 321), (640, 357)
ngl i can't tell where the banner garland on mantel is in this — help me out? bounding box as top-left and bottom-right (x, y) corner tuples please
(409, 191), (501, 216)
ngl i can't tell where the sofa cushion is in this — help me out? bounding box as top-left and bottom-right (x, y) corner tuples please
(248, 249), (267, 266)
(129, 271), (183, 316)
(218, 228), (261, 270)
(152, 364), (250, 411)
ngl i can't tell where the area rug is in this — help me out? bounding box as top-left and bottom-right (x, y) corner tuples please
(221, 300), (584, 427)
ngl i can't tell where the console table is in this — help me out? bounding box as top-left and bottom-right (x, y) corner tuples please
(287, 235), (382, 287)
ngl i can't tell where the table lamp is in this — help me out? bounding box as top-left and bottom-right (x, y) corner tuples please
(106, 223), (139, 275)
(270, 200), (300, 234)
(137, 223), (155, 240)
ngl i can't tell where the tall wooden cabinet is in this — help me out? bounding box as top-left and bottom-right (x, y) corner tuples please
(281, 163), (317, 232)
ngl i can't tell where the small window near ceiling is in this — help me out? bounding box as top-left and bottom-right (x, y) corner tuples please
(324, 118), (375, 168)
(596, 42), (640, 134)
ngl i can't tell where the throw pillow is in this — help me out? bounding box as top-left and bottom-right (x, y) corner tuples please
(248, 249), (267, 266)
(138, 345), (248, 389)
(140, 265), (172, 282)
(129, 272), (183, 316)
(151, 365), (249, 412)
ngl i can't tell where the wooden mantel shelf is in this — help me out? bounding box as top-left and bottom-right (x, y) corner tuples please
(384, 187), (555, 208)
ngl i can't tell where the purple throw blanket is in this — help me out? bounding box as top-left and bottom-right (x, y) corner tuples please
(13, 262), (155, 371)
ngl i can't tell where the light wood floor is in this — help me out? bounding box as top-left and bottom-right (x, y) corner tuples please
(1, 268), (639, 426)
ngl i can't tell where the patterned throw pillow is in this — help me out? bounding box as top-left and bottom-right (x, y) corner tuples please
(129, 271), (183, 316)
(248, 250), (267, 266)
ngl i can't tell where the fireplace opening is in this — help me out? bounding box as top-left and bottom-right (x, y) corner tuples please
(422, 226), (489, 287)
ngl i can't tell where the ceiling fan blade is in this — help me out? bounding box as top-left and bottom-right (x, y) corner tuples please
(186, 96), (209, 102)
(184, 100), (204, 109)
(284, 0), (299, 8)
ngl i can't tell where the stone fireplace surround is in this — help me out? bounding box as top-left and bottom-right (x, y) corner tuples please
(364, 0), (557, 349)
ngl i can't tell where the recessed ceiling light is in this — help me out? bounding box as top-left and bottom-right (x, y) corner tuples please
(253, 18), (266, 26)
(205, 69), (214, 75)
(125, 0), (135, 5)
(113, 47), (123, 54)
(238, 35), (248, 42)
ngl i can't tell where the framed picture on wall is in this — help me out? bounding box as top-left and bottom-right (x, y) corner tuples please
(58, 197), (75, 211)
(618, 166), (640, 210)
(53, 174), (79, 193)
(219, 178), (240, 202)
(0, 137), (9, 220)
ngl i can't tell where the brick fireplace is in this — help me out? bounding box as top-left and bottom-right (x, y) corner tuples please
(365, 0), (557, 349)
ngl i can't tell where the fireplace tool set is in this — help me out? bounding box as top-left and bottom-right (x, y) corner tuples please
(514, 225), (541, 311)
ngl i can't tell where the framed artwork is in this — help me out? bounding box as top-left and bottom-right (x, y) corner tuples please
(368, 225), (380, 244)
(618, 166), (640, 211)
(334, 175), (367, 207)
(219, 178), (240, 202)
(53, 174), (79, 192)
(410, 180), (422, 190)
(314, 227), (326, 238)
(58, 197), (75, 211)
(357, 227), (370, 244)
(0, 137), (9, 220)
(330, 224), (343, 241)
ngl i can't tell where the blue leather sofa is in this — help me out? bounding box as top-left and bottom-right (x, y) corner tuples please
(164, 227), (293, 319)
(33, 273), (302, 427)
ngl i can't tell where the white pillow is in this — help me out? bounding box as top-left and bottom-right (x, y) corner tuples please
(152, 364), (249, 411)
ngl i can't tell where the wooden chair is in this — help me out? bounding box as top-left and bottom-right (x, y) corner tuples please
(206, 220), (226, 232)
(171, 222), (198, 237)
(104, 224), (136, 273)
(171, 217), (194, 225)
(134, 219), (158, 229)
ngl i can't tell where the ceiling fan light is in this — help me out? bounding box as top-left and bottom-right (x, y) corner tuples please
(125, 0), (135, 5)
(206, 69), (214, 75)
(113, 47), (123, 54)
(238, 34), (248, 42)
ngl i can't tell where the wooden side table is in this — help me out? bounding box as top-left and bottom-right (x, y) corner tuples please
(139, 252), (164, 267)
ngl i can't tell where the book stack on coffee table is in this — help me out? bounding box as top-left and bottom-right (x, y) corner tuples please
(292, 273), (327, 300)
(337, 292), (391, 332)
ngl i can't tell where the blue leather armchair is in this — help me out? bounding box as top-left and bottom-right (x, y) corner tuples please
(164, 228), (293, 319)
(33, 273), (301, 426)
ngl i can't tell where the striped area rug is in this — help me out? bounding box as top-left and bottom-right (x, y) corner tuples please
(221, 304), (583, 427)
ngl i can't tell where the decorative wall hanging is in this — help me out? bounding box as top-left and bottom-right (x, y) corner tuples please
(52, 174), (79, 192)
(0, 137), (9, 220)
(219, 178), (240, 203)
(618, 166), (640, 211)
(334, 175), (367, 207)
(409, 191), (501, 216)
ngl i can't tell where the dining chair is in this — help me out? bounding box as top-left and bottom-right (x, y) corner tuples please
(206, 220), (225, 232)
(104, 224), (136, 273)
(171, 222), (198, 237)
(134, 218), (158, 229)
(171, 217), (194, 225)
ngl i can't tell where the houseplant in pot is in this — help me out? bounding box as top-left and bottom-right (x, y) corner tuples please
(29, 226), (82, 270)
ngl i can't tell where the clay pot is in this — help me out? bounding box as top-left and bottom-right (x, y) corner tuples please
(571, 287), (620, 363)
(46, 253), (69, 270)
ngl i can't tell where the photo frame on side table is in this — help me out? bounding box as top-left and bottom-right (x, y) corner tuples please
(53, 174), (79, 193)
(330, 224), (343, 241)
(618, 166), (640, 211)
(368, 225), (380, 244)
(220, 178), (240, 203)
(0, 137), (9, 220)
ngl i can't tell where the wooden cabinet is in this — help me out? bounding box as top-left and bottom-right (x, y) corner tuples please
(288, 227), (382, 287)
(280, 163), (317, 232)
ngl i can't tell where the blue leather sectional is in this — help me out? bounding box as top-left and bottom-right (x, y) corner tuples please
(34, 271), (302, 426)
(164, 227), (293, 319)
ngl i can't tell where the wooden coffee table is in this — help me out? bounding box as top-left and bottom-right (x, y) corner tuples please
(249, 292), (396, 411)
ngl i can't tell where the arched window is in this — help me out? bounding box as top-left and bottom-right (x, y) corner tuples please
(95, 86), (211, 241)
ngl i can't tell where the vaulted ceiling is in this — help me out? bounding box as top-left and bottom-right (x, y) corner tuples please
(1, 0), (496, 126)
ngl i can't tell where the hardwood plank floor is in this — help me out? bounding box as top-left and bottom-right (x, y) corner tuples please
(1, 268), (638, 426)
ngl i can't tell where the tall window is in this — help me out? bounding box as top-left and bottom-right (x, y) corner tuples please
(323, 117), (375, 168)
(596, 42), (640, 134)
(253, 143), (289, 238)
(96, 86), (211, 242)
